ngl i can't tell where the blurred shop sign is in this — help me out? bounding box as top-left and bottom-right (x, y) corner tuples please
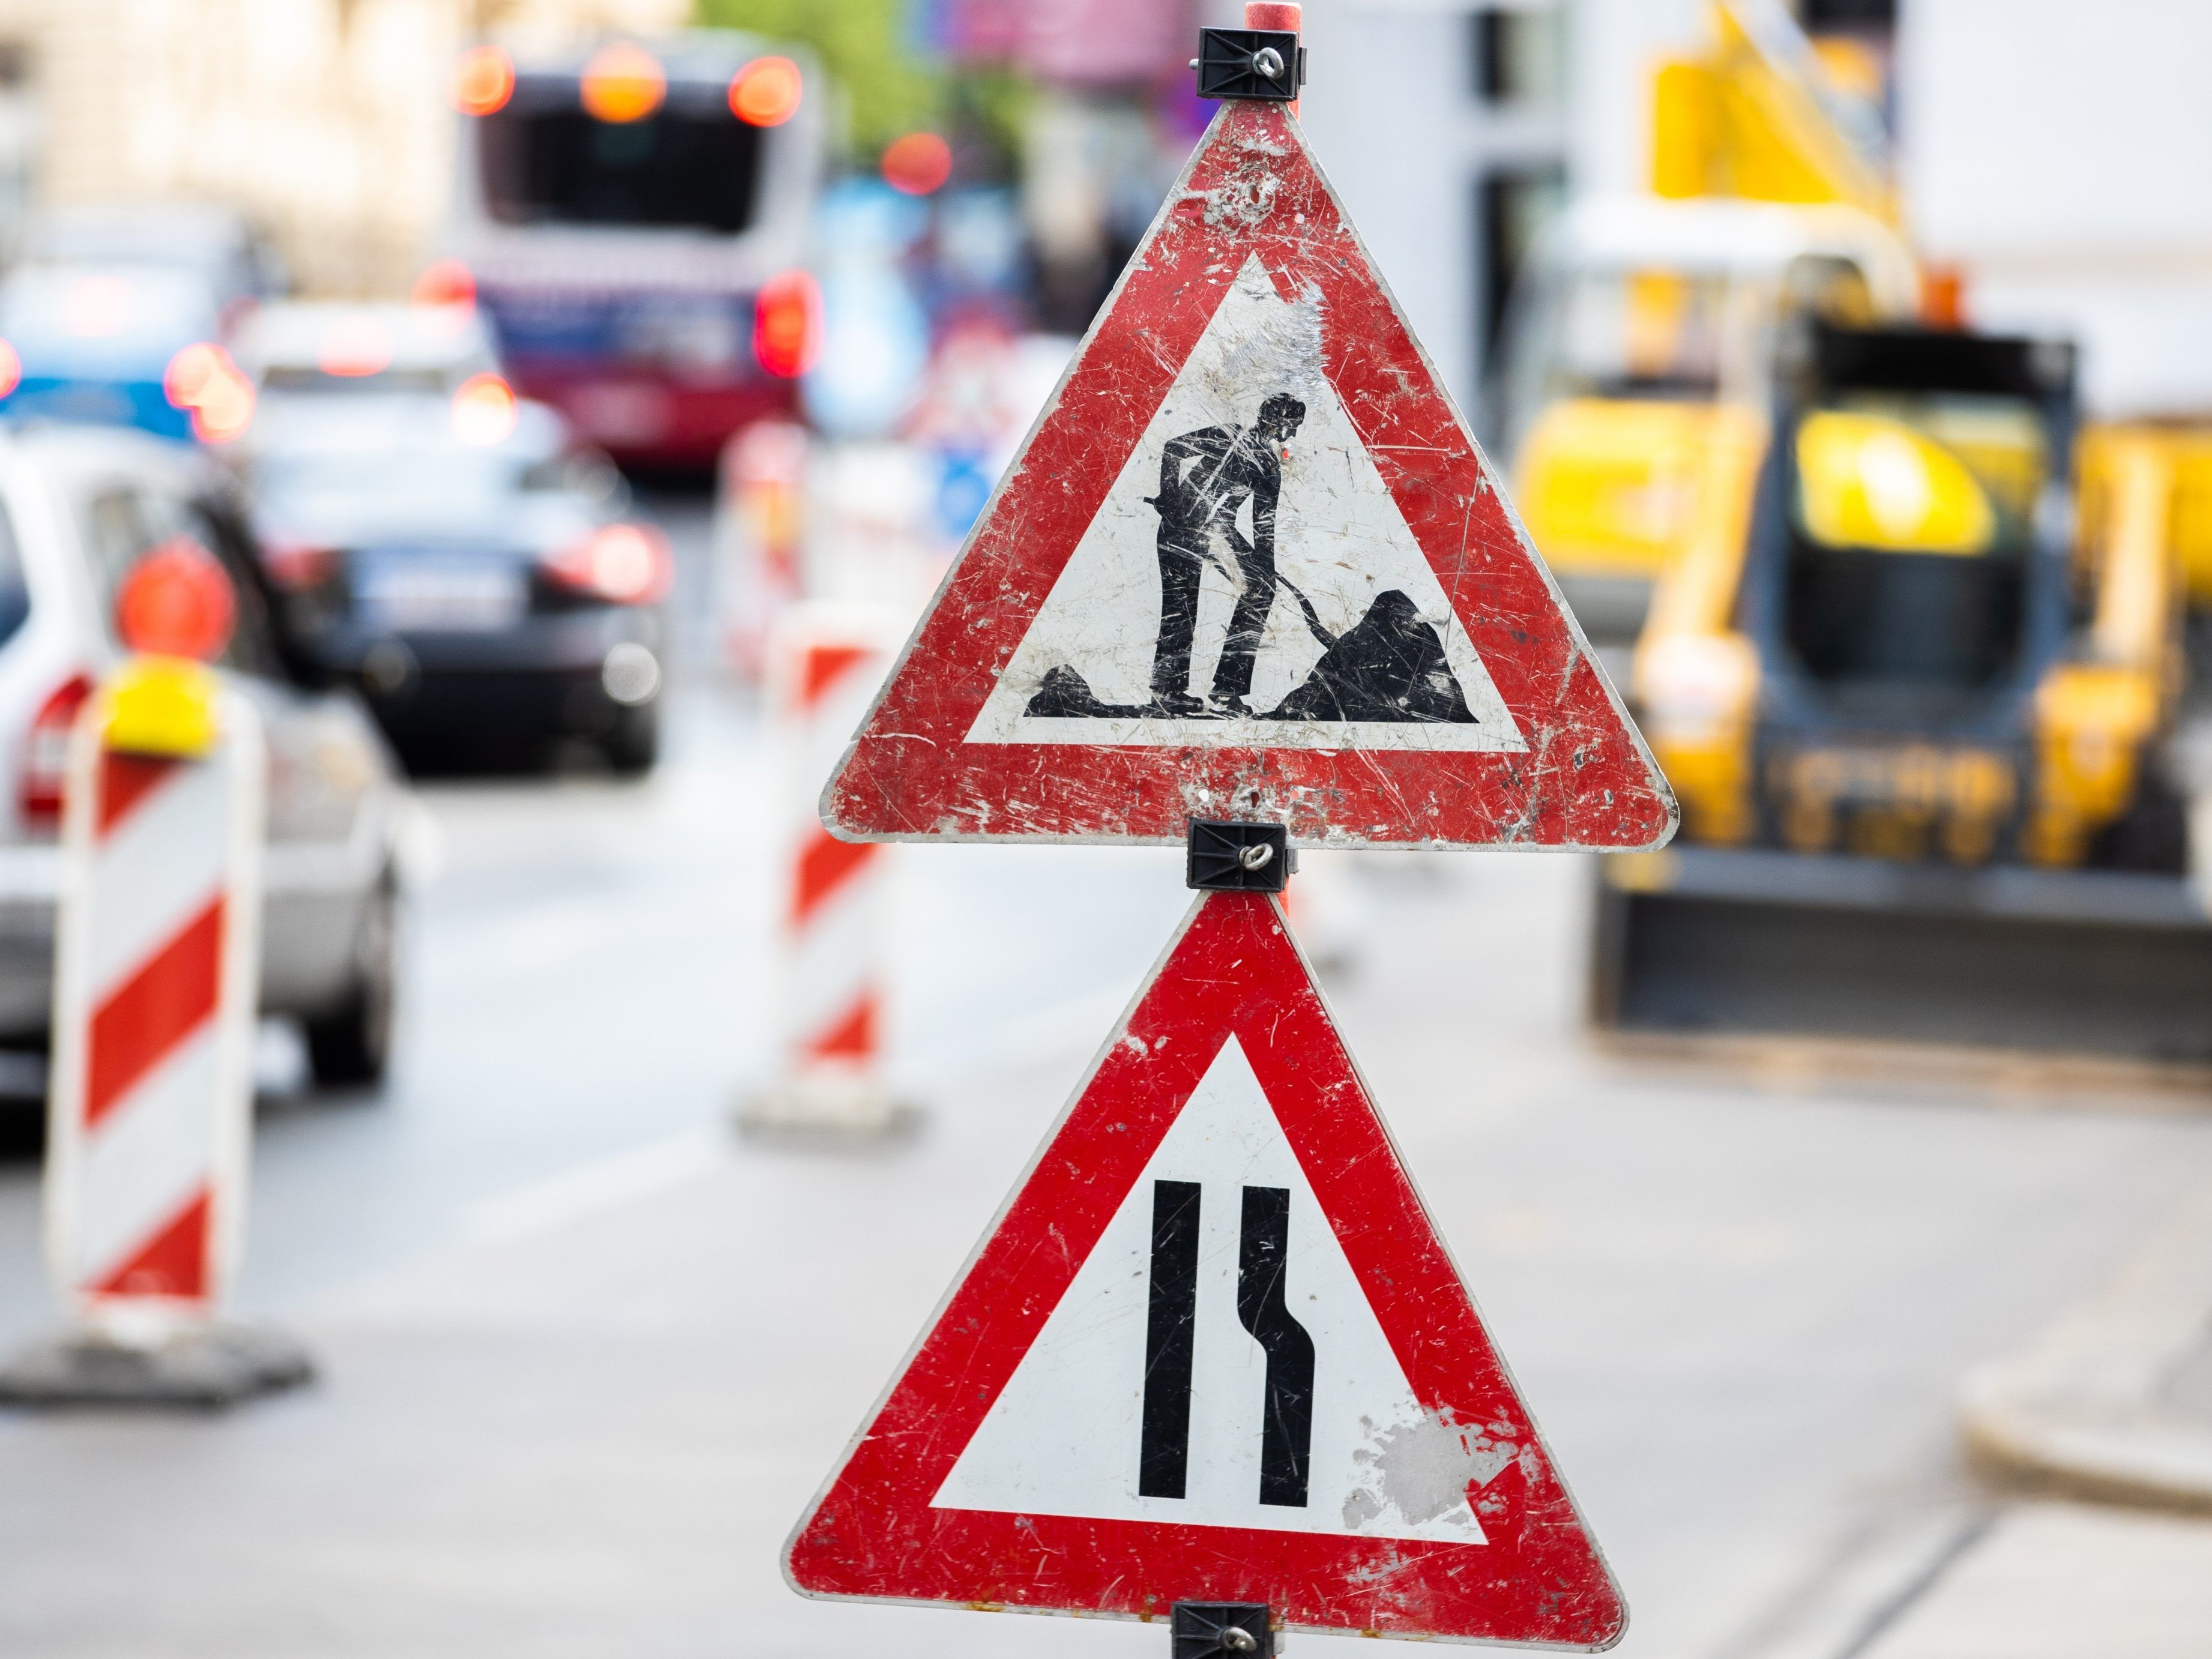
(939, 0), (1195, 85)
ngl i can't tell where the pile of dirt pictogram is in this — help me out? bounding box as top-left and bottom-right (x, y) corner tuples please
(1020, 588), (1477, 724)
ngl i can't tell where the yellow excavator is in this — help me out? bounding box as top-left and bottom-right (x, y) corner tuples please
(1504, 1), (2212, 1064)
(1500, 0), (1915, 653)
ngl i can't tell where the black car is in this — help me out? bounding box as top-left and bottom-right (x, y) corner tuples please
(249, 405), (668, 771)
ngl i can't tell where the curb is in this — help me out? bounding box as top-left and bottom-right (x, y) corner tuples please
(1957, 1176), (2212, 1512)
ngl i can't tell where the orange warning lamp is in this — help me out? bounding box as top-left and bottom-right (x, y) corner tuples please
(116, 540), (236, 662)
(580, 41), (665, 124)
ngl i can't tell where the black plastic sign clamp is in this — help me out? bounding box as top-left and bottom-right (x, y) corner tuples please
(1194, 28), (1306, 101)
(1171, 1601), (1276, 1657)
(1187, 819), (1295, 893)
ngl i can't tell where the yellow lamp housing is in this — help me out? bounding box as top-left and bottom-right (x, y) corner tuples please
(101, 655), (223, 760)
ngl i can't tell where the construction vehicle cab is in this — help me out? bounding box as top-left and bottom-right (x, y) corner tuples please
(1596, 321), (2212, 1064)
(1500, 196), (1916, 648)
(1720, 324), (2079, 861)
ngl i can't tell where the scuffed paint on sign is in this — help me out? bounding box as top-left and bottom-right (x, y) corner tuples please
(783, 891), (1627, 1648)
(821, 101), (1675, 851)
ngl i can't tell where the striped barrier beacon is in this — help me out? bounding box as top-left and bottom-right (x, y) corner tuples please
(0, 541), (309, 1406)
(738, 601), (907, 1137)
(714, 418), (810, 683)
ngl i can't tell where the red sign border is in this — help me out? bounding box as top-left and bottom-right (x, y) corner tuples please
(822, 100), (1675, 852)
(783, 891), (1627, 1649)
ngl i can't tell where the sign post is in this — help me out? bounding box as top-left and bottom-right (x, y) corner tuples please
(787, 5), (1672, 1649)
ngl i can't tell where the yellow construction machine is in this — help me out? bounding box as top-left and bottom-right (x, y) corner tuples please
(1594, 321), (2212, 1063)
(1501, 1), (2212, 1064)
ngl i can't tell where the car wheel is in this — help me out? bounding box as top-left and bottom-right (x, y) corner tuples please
(604, 700), (660, 775)
(305, 870), (398, 1089)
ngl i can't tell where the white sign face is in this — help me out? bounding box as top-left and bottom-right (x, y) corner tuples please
(933, 1034), (1500, 1544)
(967, 258), (1526, 753)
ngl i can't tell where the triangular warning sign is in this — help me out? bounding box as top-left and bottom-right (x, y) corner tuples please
(785, 892), (1626, 1648)
(823, 100), (1674, 850)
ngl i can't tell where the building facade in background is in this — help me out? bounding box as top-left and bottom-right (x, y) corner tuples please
(0, 0), (686, 298)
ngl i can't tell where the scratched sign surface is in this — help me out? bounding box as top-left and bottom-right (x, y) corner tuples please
(783, 892), (1625, 1648)
(822, 100), (1674, 849)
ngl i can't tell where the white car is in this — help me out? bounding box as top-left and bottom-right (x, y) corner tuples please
(0, 426), (406, 1092)
(232, 301), (504, 451)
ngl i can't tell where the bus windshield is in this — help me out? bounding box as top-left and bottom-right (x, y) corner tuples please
(478, 104), (764, 233)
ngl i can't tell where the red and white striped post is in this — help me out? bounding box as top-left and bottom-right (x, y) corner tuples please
(714, 418), (810, 683)
(46, 678), (263, 1328)
(1, 543), (309, 1405)
(738, 602), (908, 1137)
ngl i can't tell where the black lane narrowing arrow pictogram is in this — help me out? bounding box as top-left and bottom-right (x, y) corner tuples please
(1139, 1179), (1202, 1499)
(1136, 1179), (1316, 1508)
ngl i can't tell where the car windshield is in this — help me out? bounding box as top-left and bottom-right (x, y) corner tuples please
(477, 99), (764, 233)
(258, 445), (537, 512)
(253, 442), (617, 532)
(1783, 391), (2049, 698)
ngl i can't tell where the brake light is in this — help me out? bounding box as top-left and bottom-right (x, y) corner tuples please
(454, 44), (514, 116)
(0, 338), (19, 399)
(20, 673), (92, 830)
(163, 342), (222, 407)
(580, 41), (665, 124)
(191, 364), (255, 444)
(453, 373), (519, 445)
(544, 524), (672, 605)
(412, 259), (476, 309)
(730, 56), (802, 127)
(753, 271), (821, 379)
(164, 342), (255, 444)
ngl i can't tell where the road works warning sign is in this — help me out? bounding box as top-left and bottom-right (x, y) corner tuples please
(822, 99), (1674, 850)
(784, 891), (1625, 1648)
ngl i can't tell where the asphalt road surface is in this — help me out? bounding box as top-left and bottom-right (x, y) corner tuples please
(0, 487), (2210, 1657)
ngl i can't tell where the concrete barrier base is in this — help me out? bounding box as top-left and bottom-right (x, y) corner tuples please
(732, 1077), (919, 1143)
(0, 1325), (314, 1409)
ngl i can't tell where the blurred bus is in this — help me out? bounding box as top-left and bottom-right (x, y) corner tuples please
(441, 32), (824, 469)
